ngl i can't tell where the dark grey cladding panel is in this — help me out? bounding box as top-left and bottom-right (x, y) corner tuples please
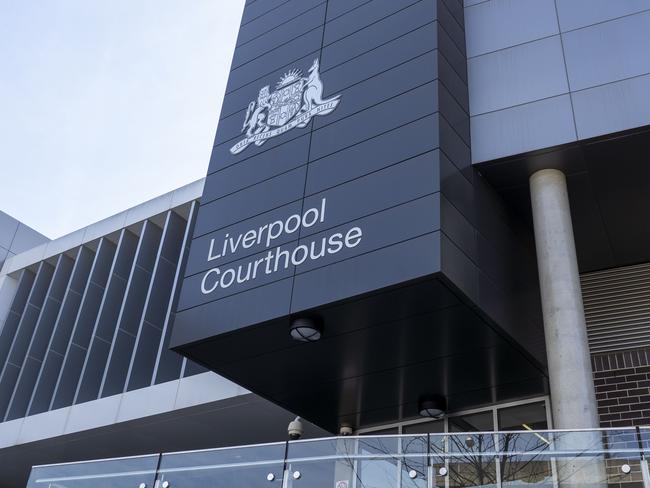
(194, 166), (307, 237)
(291, 232), (442, 313)
(209, 119), (312, 175)
(312, 51), (438, 130)
(322, 23), (437, 93)
(309, 82), (438, 161)
(326, 0), (371, 21)
(226, 28), (323, 94)
(295, 194), (441, 274)
(441, 194), (477, 262)
(440, 151), (475, 225)
(240, 0), (292, 26)
(323, 0), (425, 46)
(237, 0), (325, 47)
(232, 4), (326, 70)
(301, 152), (440, 236)
(437, 0), (465, 56)
(439, 74), (470, 145)
(306, 119), (440, 195)
(437, 22), (467, 83)
(205, 135), (309, 201)
(320, 2), (436, 70)
(171, 278), (293, 348)
(439, 115), (471, 178)
(439, 51), (469, 113)
(441, 232), (478, 303)
(186, 201), (304, 276)
(441, 0), (464, 26)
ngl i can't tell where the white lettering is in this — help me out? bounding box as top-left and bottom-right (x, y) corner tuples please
(220, 269), (236, 289)
(285, 214), (301, 234)
(291, 245), (309, 266)
(201, 268), (220, 294)
(199, 198), (366, 296)
(207, 239), (221, 261)
(266, 221), (283, 247)
(327, 233), (343, 254)
(345, 227), (363, 248)
(242, 230), (256, 249)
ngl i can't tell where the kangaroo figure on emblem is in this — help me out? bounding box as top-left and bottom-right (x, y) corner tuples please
(301, 58), (340, 114)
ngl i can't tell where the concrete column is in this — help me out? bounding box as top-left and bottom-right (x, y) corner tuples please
(529, 168), (598, 429)
(530, 169), (605, 487)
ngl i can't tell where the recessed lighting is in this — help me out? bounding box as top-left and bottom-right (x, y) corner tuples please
(290, 317), (322, 342)
(418, 395), (447, 419)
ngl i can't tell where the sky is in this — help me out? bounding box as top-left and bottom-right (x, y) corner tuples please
(0, 0), (245, 239)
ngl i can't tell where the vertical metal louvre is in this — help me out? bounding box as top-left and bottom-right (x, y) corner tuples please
(0, 203), (200, 422)
(5, 253), (74, 420)
(27, 246), (95, 415)
(582, 262), (650, 354)
(0, 261), (55, 419)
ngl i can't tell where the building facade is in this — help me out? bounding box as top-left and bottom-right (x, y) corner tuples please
(3, 0), (650, 486)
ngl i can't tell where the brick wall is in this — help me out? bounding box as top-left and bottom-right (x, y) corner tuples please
(592, 348), (650, 428)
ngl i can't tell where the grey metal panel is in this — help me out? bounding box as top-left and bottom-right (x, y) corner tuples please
(0, 211), (19, 250)
(470, 95), (577, 163)
(5, 254), (74, 420)
(125, 211), (186, 392)
(562, 10), (650, 91)
(556, 0), (650, 32)
(74, 229), (139, 404)
(468, 36), (568, 115)
(50, 238), (117, 410)
(27, 246), (95, 415)
(0, 269), (35, 364)
(153, 202), (197, 385)
(465, 0), (558, 58)
(0, 261), (54, 418)
(99, 221), (162, 398)
(582, 262), (650, 353)
(11, 224), (48, 255)
(572, 72), (650, 140)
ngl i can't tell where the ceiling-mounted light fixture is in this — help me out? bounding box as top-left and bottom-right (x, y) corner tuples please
(418, 395), (447, 419)
(289, 317), (322, 342)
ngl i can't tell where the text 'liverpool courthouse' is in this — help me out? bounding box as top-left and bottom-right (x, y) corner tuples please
(3, 1), (650, 487)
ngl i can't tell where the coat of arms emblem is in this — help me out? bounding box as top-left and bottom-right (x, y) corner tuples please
(230, 58), (341, 155)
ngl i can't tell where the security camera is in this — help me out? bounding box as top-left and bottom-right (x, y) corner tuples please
(288, 417), (304, 440)
(339, 424), (353, 436)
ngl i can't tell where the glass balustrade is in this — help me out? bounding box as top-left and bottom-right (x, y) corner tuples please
(27, 428), (650, 488)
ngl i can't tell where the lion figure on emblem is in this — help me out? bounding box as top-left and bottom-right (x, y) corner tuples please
(242, 85), (271, 138)
(301, 58), (340, 113)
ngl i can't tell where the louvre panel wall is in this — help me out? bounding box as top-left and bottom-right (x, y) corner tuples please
(0, 204), (200, 423)
(582, 262), (650, 354)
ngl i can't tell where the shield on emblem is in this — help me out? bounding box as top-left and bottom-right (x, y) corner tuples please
(267, 80), (304, 127)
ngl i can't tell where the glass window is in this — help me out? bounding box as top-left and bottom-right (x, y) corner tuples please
(449, 411), (494, 432)
(403, 419), (444, 434)
(498, 401), (548, 431)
